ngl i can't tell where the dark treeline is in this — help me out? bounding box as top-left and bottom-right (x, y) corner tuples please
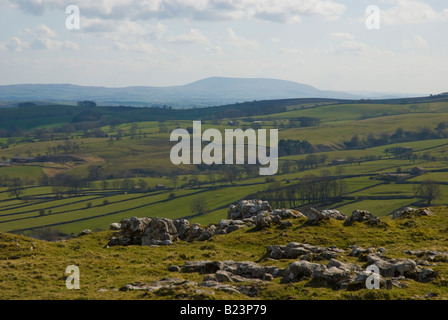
(344, 122), (448, 149)
(253, 174), (348, 209)
(278, 139), (314, 156)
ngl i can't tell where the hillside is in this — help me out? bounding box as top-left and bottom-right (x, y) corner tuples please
(0, 77), (362, 107)
(0, 96), (448, 236)
(0, 203), (447, 300)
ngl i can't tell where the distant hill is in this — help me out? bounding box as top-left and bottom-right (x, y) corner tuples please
(0, 77), (363, 108)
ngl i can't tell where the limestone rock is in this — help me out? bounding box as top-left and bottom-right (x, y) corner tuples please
(267, 242), (344, 261)
(78, 229), (91, 237)
(307, 208), (346, 225)
(391, 207), (434, 220)
(173, 219), (190, 240)
(141, 217), (178, 246)
(109, 223), (121, 230)
(344, 210), (374, 226)
(255, 212), (272, 230)
(227, 200), (272, 220)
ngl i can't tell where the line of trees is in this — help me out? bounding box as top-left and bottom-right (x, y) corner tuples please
(255, 174), (348, 209)
(344, 122), (448, 150)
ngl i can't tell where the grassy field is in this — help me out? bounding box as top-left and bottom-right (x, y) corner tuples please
(0, 98), (447, 238)
(1, 205), (448, 300)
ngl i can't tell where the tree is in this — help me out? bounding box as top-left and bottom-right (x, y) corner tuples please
(77, 100), (97, 107)
(169, 175), (179, 188)
(88, 165), (104, 181)
(8, 177), (25, 199)
(414, 180), (442, 206)
(190, 198), (210, 216)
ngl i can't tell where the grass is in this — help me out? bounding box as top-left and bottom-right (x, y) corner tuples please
(1, 206), (448, 300)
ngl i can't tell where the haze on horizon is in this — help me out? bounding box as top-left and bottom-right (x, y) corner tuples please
(0, 0), (447, 96)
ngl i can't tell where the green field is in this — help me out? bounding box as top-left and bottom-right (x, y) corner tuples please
(0, 97), (447, 237)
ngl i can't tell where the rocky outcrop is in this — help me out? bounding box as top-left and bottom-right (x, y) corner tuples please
(254, 212), (272, 230)
(281, 259), (361, 289)
(404, 250), (448, 262)
(390, 207), (433, 220)
(348, 246), (386, 262)
(306, 208), (347, 225)
(107, 200), (306, 246)
(182, 260), (280, 282)
(78, 229), (92, 237)
(366, 253), (438, 282)
(344, 210), (375, 226)
(141, 218), (178, 246)
(227, 200), (272, 220)
(215, 219), (251, 235)
(267, 242), (345, 261)
(109, 223), (121, 230)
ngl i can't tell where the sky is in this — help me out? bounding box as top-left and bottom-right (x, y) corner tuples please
(0, 0), (447, 95)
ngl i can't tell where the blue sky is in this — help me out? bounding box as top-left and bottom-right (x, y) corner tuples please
(0, 0), (447, 95)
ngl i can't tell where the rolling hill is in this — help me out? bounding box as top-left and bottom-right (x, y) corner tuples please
(0, 77), (363, 107)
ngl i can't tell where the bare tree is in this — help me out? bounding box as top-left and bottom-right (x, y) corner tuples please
(190, 198), (210, 216)
(414, 180), (442, 206)
(8, 177), (25, 199)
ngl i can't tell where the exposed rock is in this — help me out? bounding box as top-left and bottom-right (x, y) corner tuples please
(344, 210), (375, 226)
(346, 271), (389, 291)
(215, 219), (247, 235)
(109, 223), (121, 230)
(282, 260), (326, 283)
(167, 265), (180, 272)
(272, 209), (306, 220)
(366, 254), (434, 282)
(280, 220), (293, 229)
(306, 208), (327, 225)
(321, 209), (347, 220)
(267, 242), (344, 261)
(109, 217), (151, 246)
(120, 278), (197, 292)
(182, 260), (222, 274)
(78, 229), (91, 237)
(227, 200), (272, 220)
(306, 208), (347, 225)
(404, 250), (448, 262)
(349, 246), (385, 262)
(173, 219), (190, 240)
(255, 212), (272, 230)
(183, 260), (278, 283)
(417, 268), (438, 283)
(200, 280), (241, 295)
(186, 224), (216, 242)
(365, 217), (384, 227)
(390, 207), (434, 220)
(141, 218), (178, 246)
(424, 292), (439, 299)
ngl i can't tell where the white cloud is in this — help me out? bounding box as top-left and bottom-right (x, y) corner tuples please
(167, 28), (209, 44)
(227, 28), (259, 50)
(314, 38), (394, 56)
(1, 24), (79, 51)
(0, 37), (30, 52)
(330, 32), (353, 40)
(206, 46), (223, 55)
(113, 41), (154, 54)
(1, 0), (346, 23)
(402, 36), (429, 49)
(82, 19), (167, 41)
(381, 0), (448, 24)
(279, 48), (303, 55)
